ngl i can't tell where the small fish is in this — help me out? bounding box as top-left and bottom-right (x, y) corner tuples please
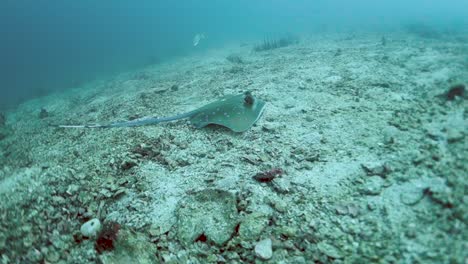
(55, 91), (266, 133)
(193, 33), (205, 46)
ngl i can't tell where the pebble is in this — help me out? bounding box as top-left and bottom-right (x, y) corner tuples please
(361, 161), (388, 176)
(255, 238), (273, 260)
(239, 212), (269, 241)
(382, 126), (399, 144)
(446, 128), (464, 143)
(80, 218), (101, 237)
(317, 242), (343, 259)
(45, 250), (60, 263)
(361, 176), (384, 195)
(262, 123), (280, 132)
(400, 188), (424, 205)
(272, 178), (291, 193)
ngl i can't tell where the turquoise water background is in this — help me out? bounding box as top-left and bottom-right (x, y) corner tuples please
(0, 0), (467, 109)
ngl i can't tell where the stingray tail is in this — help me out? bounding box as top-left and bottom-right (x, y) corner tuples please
(53, 111), (195, 129)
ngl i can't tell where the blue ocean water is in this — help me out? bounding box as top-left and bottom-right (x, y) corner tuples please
(0, 0), (467, 109)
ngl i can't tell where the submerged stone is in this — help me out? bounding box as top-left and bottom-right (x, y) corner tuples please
(255, 238), (273, 260)
(176, 189), (238, 245)
(99, 229), (157, 264)
(80, 218), (101, 238)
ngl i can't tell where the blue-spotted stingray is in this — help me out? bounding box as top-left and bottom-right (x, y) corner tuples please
(57, 91), (266, 132)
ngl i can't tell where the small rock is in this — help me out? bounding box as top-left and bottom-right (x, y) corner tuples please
(253, 168), (283, 183)
(255, 238), (273, 260)
(120, 160), (137, 170)
(400, 188), (424, 205)
(361, 176), (384, 195)
(99, 229), (157, 264)
(39, 108), (49, 119)
(272, 178), (291, 193)
(152, 87), (168, 94)
(176, 189), (239, 245)
(446, 128), (463, 143)
(51, 196), (66, 205)
(361, 161), (388, 176)
(444, 83), (465, 101)
(271, 199), (288, 213)
(382, 126), (399, 144)
(262, 123), (279, 132)
(426, 177), (453, 206)
(335, 203), (360, 217)
(317, 242), (343, 259)
(80, 218), (102, 237)
(239, 212), (269, 241)
(45, 250), (60, 263)
(66, 184), (80, 195)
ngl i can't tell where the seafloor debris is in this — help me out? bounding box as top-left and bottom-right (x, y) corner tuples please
(95, 221), (121, 253)
(253, 168), (284, 182)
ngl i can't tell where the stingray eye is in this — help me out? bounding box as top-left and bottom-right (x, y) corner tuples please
(244, 92), (254, 106)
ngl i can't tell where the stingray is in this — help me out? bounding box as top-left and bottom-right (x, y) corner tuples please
(56, 91), (266, 133)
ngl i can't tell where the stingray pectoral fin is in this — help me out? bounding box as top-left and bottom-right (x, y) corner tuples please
(189, 97), (266, 132)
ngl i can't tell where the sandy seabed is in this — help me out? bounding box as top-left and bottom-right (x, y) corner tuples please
(0, 32), (467, 263)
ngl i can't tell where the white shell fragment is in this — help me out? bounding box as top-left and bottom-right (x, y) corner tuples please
(255, 238), (273, 260)
(80, 218), (102, 237)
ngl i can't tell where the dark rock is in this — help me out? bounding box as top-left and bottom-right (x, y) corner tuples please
(253, 168), (283, 183)
(444, 84), (465, 101)
(0, 125), (12, 141)
(39, 108), (49, 119)
(0, 112), (5, 126)
(95, 221), (120, 253)
(120, 160), (137, 170)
